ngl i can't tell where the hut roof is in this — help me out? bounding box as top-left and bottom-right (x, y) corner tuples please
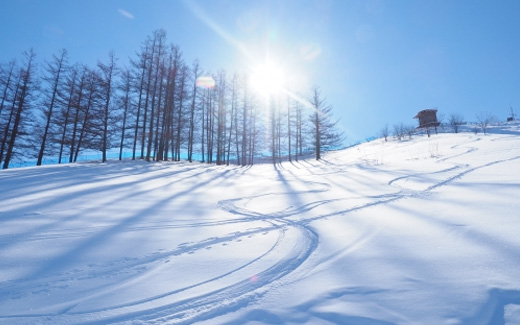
(414, 109), (438, 119)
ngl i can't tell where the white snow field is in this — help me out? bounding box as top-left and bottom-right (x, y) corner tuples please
(1, 124), (520, 325)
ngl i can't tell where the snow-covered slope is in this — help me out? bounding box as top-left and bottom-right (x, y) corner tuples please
(1, 124), (520, 324)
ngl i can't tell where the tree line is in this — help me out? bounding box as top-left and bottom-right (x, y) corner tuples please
(0, 29), (343, 169)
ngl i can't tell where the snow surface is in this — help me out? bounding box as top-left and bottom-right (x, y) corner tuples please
(1, 124), (520, 324)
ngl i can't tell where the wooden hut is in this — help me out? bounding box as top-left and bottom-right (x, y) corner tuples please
(414, 109), (440, 129)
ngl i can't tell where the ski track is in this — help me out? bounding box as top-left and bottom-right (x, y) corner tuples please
(1, 134), (519, 324)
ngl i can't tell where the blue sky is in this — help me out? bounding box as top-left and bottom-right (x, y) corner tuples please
(1, 0), (519, 143)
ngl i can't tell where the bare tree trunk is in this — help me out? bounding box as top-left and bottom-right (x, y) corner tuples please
(226, 74), (238, 166)
(58, 68), (77, 164)
(74, 71), (96, 162)
(132, 52), (147, 160)
(37, 49), (67, 166)
(0, 60), (16, 118)
(153, 64), (165, 160)
(0, 79), (20, 166)
(187, 61), (199, 163)
(69, 67), (87, 163)
(98, 52), (117, 163)
(175, 65), (188, 161)
(270, 98), (276, 163)
(287, 95), (291, 162)
(3, 50), (36, 169)
(201, 89), (206, 162)
(140, 38), (156, 160)
(215, 71), (226, 165)
(241, 78), (248, 166)
(119, 69), (132, 160)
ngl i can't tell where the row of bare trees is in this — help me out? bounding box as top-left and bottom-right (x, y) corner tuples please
(379, 112), (499, 142)
(0, 30), (343, 169)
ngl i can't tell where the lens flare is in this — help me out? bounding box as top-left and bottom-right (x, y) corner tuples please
(196, 76), (216, 89)
(300, 43), (321, 61)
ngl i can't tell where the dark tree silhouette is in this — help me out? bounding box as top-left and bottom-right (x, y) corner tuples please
(97, 52), (117, 163)
(3, 50), (37, 169)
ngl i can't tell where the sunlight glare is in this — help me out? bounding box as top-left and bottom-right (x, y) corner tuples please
(249, 61), (286, 97)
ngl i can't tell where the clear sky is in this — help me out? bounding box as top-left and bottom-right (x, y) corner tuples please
(1, 0), (519, 144)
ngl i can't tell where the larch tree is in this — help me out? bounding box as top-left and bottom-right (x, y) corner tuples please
(145, 30), (166, 161)
(187, 60), (200, 163)
(0, 64), (21, 166)
(0, 60), (17, 166)
(57, 66), (78, 163)
(68, 65), (88, 163)
(3, 49), (37, 169)
(97, 52), (117, 163)
(130, 44), (148, 160)
(0, 60), (16, 118)
(309, 86), (343, 160)
(174, 63), (189, 162)
(36, 49), (67, 166)
(117, 67), (133, 160)
(73, 68), (98, 162)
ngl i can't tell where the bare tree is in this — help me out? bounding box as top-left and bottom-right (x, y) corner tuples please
(380, 124), (389, 141)
(68, 65), (88, 163)
(73, 68), (99, 162)
(174, 63), (189, 162)
(157, 44), (179, 161)
(476, 112), (494, 135)
(294, 99), (305, 160)
(239, 76), (248, 166)
(0, 66), (21, 166)
(57, 66), (78, 164)
(36, 49), (68, 165)
(117, 67), (133, 160)
(215, 70), (227, 165)
(3, 49), (36, 169)
(393, 123), (405, 141)
(130, 43), (148, 160)
(309, 86), (343, 160)
(0, 60), (16, 118)
(97, 52), (118, 163)
(269, 96), (278, 163)
(0, 60), (17, 165)
(226, 73), (239, 165)
(404, 124), (415, 139)
(187, 60), (200, 163)
(145, 30), (166, 161)
(448, 114), (464, 133)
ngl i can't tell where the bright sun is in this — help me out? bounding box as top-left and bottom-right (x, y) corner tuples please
(249, 61), (286, 97)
